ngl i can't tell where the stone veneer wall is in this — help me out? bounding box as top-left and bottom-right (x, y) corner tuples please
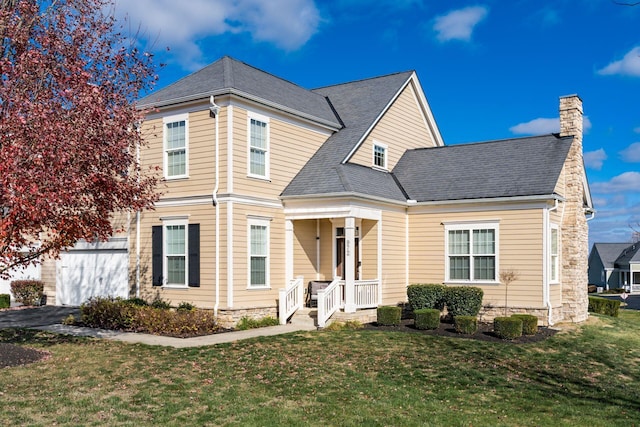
(479, 305), (564, 326)
(558, 95), (589, 323)
(217, 306), (278, 328)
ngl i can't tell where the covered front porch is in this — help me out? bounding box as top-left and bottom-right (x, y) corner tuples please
(279, 206), (383, 326)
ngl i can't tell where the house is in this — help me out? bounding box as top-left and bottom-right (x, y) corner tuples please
(54, 56), (594, 326)
(588, 242), (640, 292)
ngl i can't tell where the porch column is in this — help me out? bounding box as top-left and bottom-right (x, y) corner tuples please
(285, 219), (294, 284)
(344, 216), (356, 313)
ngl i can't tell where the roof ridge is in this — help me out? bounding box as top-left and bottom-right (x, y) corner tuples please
(312, 70), (414, 91)
(404, 133), (570, 153)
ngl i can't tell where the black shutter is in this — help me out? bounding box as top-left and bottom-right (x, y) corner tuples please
(188, 224), (200, 287)
(152, 226), (163, 286)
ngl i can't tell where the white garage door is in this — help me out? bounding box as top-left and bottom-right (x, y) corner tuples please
(57, 239), (129, 306)
(0, 261), (41, 301)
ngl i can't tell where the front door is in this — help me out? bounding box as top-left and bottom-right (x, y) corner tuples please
(336, 228), (359, 280)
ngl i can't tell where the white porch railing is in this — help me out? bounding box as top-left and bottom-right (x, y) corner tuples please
(317, 277), (341, 328)
(279, 276), (304, 325)
(354, 279), (379, 309)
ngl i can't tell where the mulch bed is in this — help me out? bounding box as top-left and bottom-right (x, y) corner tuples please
(0, 343), (50, 368)
(363, 318), (558, 344)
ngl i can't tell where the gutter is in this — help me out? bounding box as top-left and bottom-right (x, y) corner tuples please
(210, 96), (221, 316)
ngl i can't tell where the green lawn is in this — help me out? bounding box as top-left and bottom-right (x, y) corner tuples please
(2, 312), (640, 426)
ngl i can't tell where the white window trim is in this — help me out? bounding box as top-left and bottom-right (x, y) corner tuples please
(247, 112), (270, 180)
(163, 113), (189, 180)
(444, 221), (499, 284)
(247, 217), (270, 289)
(372, 141), (388, 171)
(550, 224), (560, 284)
(163, 218), (189, 288)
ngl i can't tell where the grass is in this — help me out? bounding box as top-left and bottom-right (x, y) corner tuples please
(2, 312), (640, 426)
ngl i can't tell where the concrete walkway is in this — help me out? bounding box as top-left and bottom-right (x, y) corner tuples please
(36, 321), (318, 348)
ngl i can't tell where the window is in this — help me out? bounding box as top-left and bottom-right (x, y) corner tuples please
(151, 221), (200, 287)
(550, 226), (559, 283)
(373, 142), (387, 169)
(164, 114), (188, 179)
(445, 222), (498, 282)
(248, 114), (269, 179)
(248, 218), (270, 288)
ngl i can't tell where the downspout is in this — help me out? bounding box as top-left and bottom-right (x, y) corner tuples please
(545, 199), (559, 325)
(210, 96), (221, 316)
(135, 124), (142, 298)
(316, 219), (320, 280)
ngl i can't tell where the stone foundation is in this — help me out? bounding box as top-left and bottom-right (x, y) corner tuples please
(479, 305), (556, 326)
(217, 306), (278, 329)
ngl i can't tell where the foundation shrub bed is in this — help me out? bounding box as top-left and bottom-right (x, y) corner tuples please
(10, 280), (44, 306)
(493, 316), (523, 340)
(588, 297), (620, 317)
(0, 294), (10, 309)
(407, 284), (446, 311)
(511, 314), (538, 335)
(414, 308), (440, 330)
(79, 296), (221, 337)
(236, 316), (279, 330)
(444, 286), (483, 317)
(453, 315), (478, 334)
(377, 306), (401, 326)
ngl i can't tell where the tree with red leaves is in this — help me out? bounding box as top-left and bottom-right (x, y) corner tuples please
(0, 0), (159, 274)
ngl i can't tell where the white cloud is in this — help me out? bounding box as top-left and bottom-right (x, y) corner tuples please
(509, 116), (592, 135)
(584, 148), (607, 170)
(433, 6), (488, 42)
(620, 142), (640, 163)
(597, 46), (640, 77)
(591, 172), (640, 193)
(635, 127), (640, 134)
(113, 0), (320, 70)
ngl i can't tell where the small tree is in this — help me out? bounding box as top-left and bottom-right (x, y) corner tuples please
(0, 0), (160, 275)
(499, 269), (519, 316)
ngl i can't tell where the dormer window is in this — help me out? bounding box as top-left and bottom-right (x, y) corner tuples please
(373, 142), (387, 170)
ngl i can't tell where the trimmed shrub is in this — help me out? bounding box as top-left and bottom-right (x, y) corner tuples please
(444, 286), (484, 317)
(377, 306), (402, 326)
(454, 315), (478, 334)
(150, 298), (172, 310)
(588, 296), (620, 317)
(134, 307), (220, 337)
(0, 294), (10, 309)
(407, 284), (446, 311)
(511, 314), (538, 335)
(236, 316), (279, 330)
(10, 280), (44, 306)
(494, 316), (523, 340)
(80, 297), (137, 330)
(414, 308), (440, 330)
(124, 297), (149, 307)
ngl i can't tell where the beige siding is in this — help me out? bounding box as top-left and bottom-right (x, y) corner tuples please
(380, 211), (408, 305)
(318, 219), (333, 280)
(293, 219), (318, 284)
(133, 204), (218, 308)
(553, 163), (567, 198)
(232, 108), (330, 199)
(409, 208), (546, 308)
(360, 219), (379, 280)
(349, 82), (436, 170)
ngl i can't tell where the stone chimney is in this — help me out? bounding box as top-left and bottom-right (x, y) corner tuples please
(558, 95), (589, 322)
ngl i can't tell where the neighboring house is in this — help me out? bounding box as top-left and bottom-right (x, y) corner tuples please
(588, 242), (640, 292)
(49, 56), (594, 326)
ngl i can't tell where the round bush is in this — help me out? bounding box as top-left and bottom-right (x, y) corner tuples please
(377, 306), (402, 326)
(493, 316), (523, 340)
(407, 284), (446, 311)
(444, 286), (483, 317)
(0, 293), (10, 309)
(414, 308), (440, 330)
(454, 315), (478, 334)
(511, 314), (538, 335)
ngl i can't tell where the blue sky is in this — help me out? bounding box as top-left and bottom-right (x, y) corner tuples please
(114, 0), (640, 249)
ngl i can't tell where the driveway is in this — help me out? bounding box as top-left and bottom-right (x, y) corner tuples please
(0, 306), (80, 328)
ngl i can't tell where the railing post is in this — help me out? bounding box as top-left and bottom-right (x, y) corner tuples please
(279, 287), (287, 325)
(296, 275), (304, 310)
(317, 289), (326, 328)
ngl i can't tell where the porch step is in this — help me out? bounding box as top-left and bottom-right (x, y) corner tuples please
(290, 307), (318, 328)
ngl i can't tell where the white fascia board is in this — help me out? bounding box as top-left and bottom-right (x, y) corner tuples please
(407, 194), (564, 214)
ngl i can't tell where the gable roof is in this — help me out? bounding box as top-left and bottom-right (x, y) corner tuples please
(281, 71), (419, 201)
(392, 134), (573, 203)
(592, 242), (640, 269)
(137, 56), (341, 129)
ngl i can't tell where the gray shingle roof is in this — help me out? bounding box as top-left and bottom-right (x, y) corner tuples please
(138, 56), (341, 128)
(392, 134), (574, 202)
(281, 71), (415, 200)
(593, 242), (640, 268)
